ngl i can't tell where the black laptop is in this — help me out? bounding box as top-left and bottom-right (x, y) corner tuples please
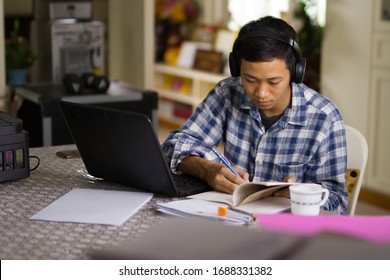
(59, 101), (211, 197)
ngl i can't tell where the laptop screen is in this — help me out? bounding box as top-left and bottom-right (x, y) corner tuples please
(59, 101), (179, 196)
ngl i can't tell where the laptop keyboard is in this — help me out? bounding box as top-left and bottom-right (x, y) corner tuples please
(171, 174), (212, 197)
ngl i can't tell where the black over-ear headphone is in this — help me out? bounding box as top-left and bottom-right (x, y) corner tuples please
(62, 72), (110, 94)
(229, 30), (306, 83)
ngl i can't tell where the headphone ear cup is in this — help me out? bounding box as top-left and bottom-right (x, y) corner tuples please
(81, 72), (96, 89)
(229, 52), (240, 77)
(91, 75), (110, 93)
(62, 73), (85, 94)
(80, 73), (110, 93)
(293, 58), (306, 83)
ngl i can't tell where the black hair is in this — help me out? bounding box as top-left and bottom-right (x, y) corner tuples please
(234, 16), (299, 76)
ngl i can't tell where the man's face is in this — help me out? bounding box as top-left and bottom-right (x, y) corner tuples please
(240, 58), (291, 117)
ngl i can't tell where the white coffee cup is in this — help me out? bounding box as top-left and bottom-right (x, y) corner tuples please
(289, 184), (329, 216)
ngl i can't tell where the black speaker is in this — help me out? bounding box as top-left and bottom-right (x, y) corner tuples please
(229, 30), (306, 83)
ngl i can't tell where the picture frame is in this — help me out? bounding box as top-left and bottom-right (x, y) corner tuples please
(213, 29), (238, 75)
(191, 24), (216, 44)
(214, 29), (237, 55)
(193, 49), (224, 74)
(176, 41), (212, 68)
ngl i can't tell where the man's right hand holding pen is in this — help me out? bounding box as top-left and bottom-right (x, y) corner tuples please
(177, 148), (249, 194)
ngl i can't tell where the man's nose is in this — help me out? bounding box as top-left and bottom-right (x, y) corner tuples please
(254, 84), (270, 99)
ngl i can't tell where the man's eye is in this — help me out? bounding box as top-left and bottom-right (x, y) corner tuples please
(269, 80), (280, 85)
(245, 78), (257, 83)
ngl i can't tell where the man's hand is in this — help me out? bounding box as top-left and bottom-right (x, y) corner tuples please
(272, 176), (296, 198)
(178, 156), (249, 194)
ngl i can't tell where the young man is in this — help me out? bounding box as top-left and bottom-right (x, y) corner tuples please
(161, 16), (348, 214)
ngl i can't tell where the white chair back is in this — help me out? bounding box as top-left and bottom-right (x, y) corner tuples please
(345, 125), (368, 215)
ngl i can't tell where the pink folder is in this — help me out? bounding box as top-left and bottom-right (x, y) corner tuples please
(255, 213), (390, 244)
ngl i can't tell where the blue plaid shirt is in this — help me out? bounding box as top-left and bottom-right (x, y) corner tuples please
(161, 77), (348, 213)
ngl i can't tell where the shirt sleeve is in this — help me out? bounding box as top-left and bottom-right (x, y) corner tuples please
(312, 119), (348, 214)
(160, 85), (230, 174)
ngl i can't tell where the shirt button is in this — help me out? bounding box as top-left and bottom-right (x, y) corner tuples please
(256, 159), (263, 165)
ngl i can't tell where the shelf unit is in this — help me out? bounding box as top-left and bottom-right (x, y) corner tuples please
(153, 63), (228, 126)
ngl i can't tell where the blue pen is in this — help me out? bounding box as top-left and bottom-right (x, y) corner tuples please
(212, 148), (241, 178)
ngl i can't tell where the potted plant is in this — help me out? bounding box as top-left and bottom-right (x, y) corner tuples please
(5, 19), (36, 86)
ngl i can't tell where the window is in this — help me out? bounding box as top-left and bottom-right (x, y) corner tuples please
(227, 0), (326, 31)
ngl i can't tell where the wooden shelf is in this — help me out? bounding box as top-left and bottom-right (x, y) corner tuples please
(153, 63), (228, 128)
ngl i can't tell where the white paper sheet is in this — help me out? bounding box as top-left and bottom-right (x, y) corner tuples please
(30, 188), (153, 226)
(157, 199), (248, 225)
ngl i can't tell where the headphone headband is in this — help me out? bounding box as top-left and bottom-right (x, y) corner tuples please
(229, 30), (306, 83)
(233, 30), (301, 58)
